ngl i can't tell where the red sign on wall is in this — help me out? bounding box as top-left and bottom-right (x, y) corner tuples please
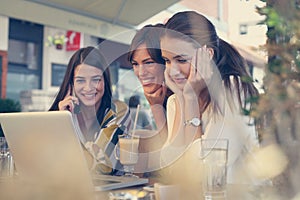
(66, 31), (81, 51)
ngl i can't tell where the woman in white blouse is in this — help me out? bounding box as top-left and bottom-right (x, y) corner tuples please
(159, 11), (260, 184)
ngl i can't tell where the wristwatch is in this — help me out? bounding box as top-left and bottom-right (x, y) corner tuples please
(184, 117), (202, 127)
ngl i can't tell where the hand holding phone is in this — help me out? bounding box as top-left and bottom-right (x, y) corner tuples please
(72, 87), (81, 114)
(58, 85), (80, 113)
(73, 103), (81, 114)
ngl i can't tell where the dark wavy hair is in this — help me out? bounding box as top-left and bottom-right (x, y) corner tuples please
(128, 23), (165, 65)
(128, 23), (173, 108)
(49, 46), (112, 124)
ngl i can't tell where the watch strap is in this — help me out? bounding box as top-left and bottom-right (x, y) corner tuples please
(184, 117), (202, 127)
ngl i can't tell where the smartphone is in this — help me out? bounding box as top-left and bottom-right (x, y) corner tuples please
(72, 86), (81, 114)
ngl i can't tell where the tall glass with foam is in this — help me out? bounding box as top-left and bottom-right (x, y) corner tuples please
(117, 134), (140, 177)
(200, 138), (228, 200)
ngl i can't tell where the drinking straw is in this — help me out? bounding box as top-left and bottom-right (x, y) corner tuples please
(131, 104), (140, 138)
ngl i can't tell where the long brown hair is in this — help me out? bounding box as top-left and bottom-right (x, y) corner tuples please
(49, 46), (112, 124)
(128, 23), (173, 108)
(128, 23), (165, 65)
(163, 11), (259, 111)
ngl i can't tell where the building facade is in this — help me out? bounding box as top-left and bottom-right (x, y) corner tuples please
(0, 0), (267, 111)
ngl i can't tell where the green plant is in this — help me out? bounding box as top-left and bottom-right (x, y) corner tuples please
(0, 98), (21, 137)
(45, 33), (68, 47)
(253, 0), (300, 198)
(0, 98), (21, 113)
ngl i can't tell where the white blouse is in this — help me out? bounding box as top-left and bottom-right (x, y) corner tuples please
(163, 81), (260, 184)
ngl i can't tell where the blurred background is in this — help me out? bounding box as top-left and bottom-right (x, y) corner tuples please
(0, 0), (267, 112)
(1, 1), (300, 199)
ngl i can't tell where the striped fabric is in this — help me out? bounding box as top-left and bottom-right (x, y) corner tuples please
(81, 100), (132, 175)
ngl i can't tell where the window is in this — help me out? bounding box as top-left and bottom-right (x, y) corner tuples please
(7, 19), (43, 102)
(8, 39), (38, 69)
(51, 63), (67, 87)
(7, 39), (41, 101)
(0, 55), (2, 97)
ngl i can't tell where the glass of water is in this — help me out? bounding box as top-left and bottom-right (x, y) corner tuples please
(200, 138), (229, 200)
(0, 137), (14, 178)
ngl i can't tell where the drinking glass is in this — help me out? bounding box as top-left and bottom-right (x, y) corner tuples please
(116, 134), (140, 177)
(0, 137), (14, 178)
(154, 183), (180, 200)
(200, 138), (229, 200)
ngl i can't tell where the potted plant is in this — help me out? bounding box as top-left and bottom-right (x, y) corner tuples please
(0, 98), (21, 137)
(250, 1), (300, 198)
(45, 33), (68, 50)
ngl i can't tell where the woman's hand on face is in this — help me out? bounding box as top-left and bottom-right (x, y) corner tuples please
(184, 46), (212, 97)
(164, 68), (182, 96)
(197, 45), (214, 86)
(144, 83), (167, 106)
(58, 88), (79, 112)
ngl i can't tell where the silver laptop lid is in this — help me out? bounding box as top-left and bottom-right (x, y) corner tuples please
(0, 111), (148, 194)
(0, 111), (94, 193)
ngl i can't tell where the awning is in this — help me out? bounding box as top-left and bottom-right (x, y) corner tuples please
(0, 0), (179, 45)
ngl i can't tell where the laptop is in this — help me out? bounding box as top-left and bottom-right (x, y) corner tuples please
(0, 111), (148, 193)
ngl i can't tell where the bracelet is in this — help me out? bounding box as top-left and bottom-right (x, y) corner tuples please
(184, 117), (202, 127)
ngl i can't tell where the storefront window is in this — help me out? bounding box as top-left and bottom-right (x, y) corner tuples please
(7, 39), (41, 101)
(6, 73), (39, 101)
(8, 40), (38, 70)
(51, 63), (67, 87)
(7, 18), (43, 102)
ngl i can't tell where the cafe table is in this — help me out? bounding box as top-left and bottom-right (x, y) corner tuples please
(94, 180), (276, 200)
(1, 176), (276, 200)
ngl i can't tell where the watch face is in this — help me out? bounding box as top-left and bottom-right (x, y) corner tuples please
(191, 118), (201, 126)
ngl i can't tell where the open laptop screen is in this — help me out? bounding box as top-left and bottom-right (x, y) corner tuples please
(0, 111), (148, 193)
